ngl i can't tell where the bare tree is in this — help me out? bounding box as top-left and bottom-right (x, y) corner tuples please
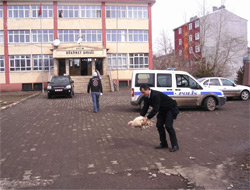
(153, 29), (175, 70)
(197, 1), (248, 78)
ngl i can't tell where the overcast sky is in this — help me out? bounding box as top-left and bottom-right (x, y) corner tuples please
(152, 0), (250, 49)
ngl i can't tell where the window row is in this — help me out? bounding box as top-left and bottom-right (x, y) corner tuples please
(0, 53), (149, 72)
(108, 53), (149, 69)
(1, 5), (148, 19)
(178, 20), (200, 34)
(178, 45), (201, 56)
(178, 32), (200, 45)
(0, 55), (54, 72)
(4, 30), (148, 43)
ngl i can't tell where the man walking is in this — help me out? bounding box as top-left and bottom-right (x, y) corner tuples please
(87, 72), (103, 113)
(140, 84), (179, 152)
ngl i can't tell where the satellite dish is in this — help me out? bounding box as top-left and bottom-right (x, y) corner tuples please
(53, 39), (60, 47)
(77, 37), (82, 44)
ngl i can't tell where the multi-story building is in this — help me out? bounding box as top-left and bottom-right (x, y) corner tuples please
(174, 6), (248, 79)
(0, 0), (155, 92)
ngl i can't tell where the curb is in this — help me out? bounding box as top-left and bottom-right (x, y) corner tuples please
(0, 92), (41, 111)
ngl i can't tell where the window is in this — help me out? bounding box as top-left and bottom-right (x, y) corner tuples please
(0, 6), (3, 18)
(8, 5), (29, 18)
(58, 5), (79, 18)
(129, 53), (148, 69)
(157, 74), (172, 87)
(179, 50), (182, 56)
(106, 30), (126, 42)
(58, 30), (79, 42)
(0, 31), (3, 43)
(9, 55), (31, 71)
(189, 35), (192, 42)
(81, 30), (102, 42)
(188, 23), (192, 30)
(107, 54), (127, 69)
(195, 45), (200, 53)
(135, 73), (155, 87)
(221, 79), (234, 86)
(8, 30), (30, 43)
(129, 30), (148, 42)
(106, 6), (126, 18)
(33, 55), (53, 71)
(178, 28), (182, 34)
(176, 74), (198, 88)
(195, 33), (200, 40)
(189, 47), (193, 54)
(128, 6), (148, 19)
(81, 6), (101, 18)
(179, 39), (182, 45)
(32, 5), (53, 18)
(195, 20), (199, 28)
(32, 30), (54, 43)
(0, 56), (4, 72)
(208, 79), (220, 86)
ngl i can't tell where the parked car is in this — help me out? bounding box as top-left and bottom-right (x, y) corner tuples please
(197, 77), (250, 101)
(130, 70), (226, 111)
(47, 75), (74, 99)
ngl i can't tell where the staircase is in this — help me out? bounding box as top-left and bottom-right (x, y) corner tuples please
(71, 75), (113, 93)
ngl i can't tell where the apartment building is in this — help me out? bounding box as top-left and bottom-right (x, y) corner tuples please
(174, 6), (248, 79)
(0, 0), (155, 92)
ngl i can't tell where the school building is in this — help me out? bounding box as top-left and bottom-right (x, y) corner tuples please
(0, 0), (155, 92)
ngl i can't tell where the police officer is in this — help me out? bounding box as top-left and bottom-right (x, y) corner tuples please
(140, 84), (179, 152)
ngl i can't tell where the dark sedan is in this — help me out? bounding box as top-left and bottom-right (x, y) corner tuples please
(47, 75), (74, 99)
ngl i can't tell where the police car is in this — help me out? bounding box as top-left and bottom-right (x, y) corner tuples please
(130, 70), (226, 111)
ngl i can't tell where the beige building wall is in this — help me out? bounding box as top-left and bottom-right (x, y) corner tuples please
(1, 0), (153, 90)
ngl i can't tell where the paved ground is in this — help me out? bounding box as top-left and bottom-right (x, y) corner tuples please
(0, 88), (249, 189)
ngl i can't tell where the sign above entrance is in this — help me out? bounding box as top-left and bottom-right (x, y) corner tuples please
(53, 46), (107, 58)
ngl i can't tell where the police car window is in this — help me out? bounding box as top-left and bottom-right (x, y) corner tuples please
(210, 79), (220, 86)
(176, 74), (189, 88)
(135, 73), (155, 87)
(221, 79), (234, 86)
(157, 74), (172, 87)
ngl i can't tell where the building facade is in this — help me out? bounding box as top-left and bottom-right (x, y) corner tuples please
(0, 0), (155, 92)
(174, 6), (248, 79)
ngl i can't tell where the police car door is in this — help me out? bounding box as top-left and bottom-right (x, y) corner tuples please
(174, 74), (200, 106)
(156, 73), (174, 96)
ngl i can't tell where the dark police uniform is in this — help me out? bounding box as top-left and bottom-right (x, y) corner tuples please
(140, 89), (179, 149)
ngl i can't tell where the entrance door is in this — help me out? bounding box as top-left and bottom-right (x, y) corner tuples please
(81, 58), (92, 76)
(69, 59), (81, 76)
(59, 59), (66, 76)
(95, 58), (103, 75)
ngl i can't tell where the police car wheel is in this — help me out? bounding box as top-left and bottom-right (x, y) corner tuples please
(240, 90), (249, 101)
(204, 97), (216, 111)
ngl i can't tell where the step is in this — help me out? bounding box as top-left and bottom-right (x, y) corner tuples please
(71, 76), (112, 93)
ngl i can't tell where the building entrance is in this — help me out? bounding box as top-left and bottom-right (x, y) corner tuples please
(58, 59), (66, 76)
(69, 58), (92, 76)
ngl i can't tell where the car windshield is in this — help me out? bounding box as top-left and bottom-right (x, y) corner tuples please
(51, 77), (70, 83)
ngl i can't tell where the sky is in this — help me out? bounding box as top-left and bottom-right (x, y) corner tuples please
(152, 0), (250, 50)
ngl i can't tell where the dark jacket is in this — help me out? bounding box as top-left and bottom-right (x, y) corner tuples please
(87, 77), (103, 93)
(140, 89), (177, 120)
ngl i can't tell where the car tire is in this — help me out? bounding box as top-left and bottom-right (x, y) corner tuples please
(240, 90), (249, 101)
(204, 97), (216, 111)
(69, 91), (73, 98)
(48, 94), (52, 99)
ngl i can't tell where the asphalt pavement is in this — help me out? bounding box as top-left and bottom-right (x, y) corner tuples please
(0, 88), (249, 189)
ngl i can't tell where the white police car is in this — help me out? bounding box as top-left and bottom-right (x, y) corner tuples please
(130, 70), (226, 111)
